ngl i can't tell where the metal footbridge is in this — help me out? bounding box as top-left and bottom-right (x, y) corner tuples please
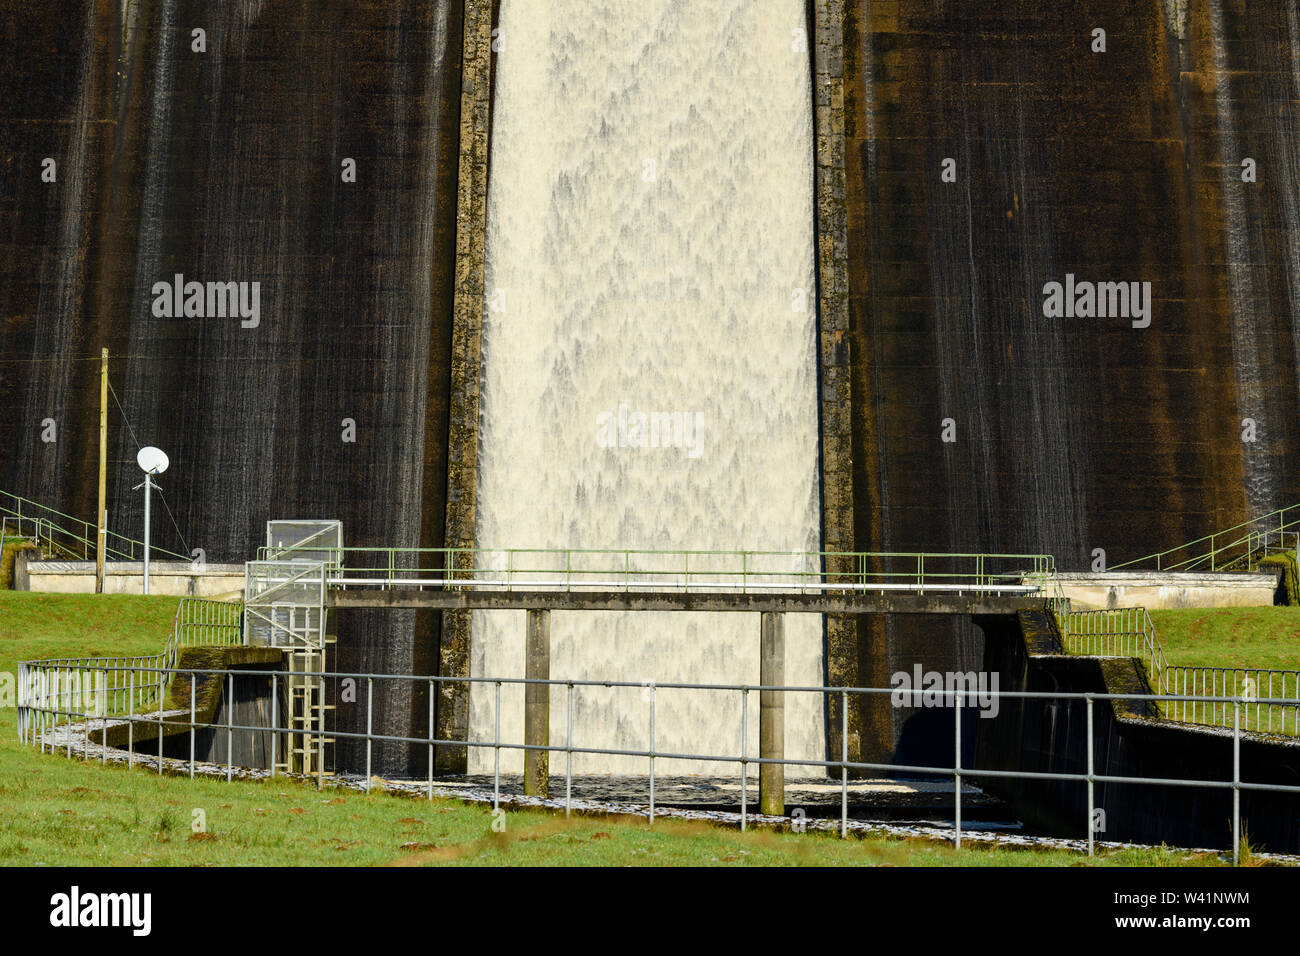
(246, 521), (1062, 620)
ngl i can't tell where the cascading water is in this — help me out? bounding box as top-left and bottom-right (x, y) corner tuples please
(474, 0), (824, 775)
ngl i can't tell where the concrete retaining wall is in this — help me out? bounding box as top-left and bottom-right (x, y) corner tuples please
(93, 647), (286, 771)
(975, 610), (1300, 854)
(1052, 570), (1281, 610)
(18, 558), (244, 597)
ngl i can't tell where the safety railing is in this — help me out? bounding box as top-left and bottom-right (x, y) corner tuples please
(1110, 504), (1300, 572)
(2, 515), (81, 562)
(1060, 607), (1169, 695)
(15, 662), (1299, 863)
(243, 561), (327, 649)
(17, 598), (243, 719)
(1165, 666), (1300, 736)
(252, 544), (1062, 600)
(0, 489), (188, 562)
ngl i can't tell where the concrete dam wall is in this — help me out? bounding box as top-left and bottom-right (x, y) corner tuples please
(827, 0), (1300, 760)
(975, 610), (1300, 854)
(4, 1), (1300, 775)
(1, 0), (466, 774)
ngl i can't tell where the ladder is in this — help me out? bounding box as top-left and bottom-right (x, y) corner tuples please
(282, 642), (335, 777)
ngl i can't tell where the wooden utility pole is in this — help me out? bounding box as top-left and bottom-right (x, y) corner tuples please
(96, 348), (107, 593)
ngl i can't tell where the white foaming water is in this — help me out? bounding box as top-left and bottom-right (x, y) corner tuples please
(473, 0), (822, 775)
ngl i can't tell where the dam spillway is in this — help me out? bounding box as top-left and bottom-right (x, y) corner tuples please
(3, 1), (1300, 774)
(471, 0), (823, 774)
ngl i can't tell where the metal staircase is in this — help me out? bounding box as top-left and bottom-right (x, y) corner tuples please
(243, 521), (342, 777)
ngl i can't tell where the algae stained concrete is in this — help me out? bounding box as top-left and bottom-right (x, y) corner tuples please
(0, 0), (466, 776)
(975, 610), (1300, 854)
(832, 0), (1300, 760)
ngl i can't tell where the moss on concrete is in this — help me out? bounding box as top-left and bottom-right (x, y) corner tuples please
(92, 646), (284, 750)
(0, 538), (36, 589)
(1255, 552), (1299, 606)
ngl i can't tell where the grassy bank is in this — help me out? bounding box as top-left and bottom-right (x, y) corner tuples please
(1147, 606), (1300, 671)
(0, 592), (1253, 866)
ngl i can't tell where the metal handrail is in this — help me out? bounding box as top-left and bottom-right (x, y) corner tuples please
(1060, 607), (1300, 738)
(16, 598), (244, 717)
(1164, 665), (1300, 736)
(0, 489), (189, 562)
(1110, 503), (1300, 572)
(253, 544), (1062, 599)
(1060, 607), (1169, 696)
(15, 661), (1298, 860)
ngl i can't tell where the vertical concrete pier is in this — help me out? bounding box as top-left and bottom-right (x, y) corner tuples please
(524, 608), (550, 796)
(759, 611), (785, 816)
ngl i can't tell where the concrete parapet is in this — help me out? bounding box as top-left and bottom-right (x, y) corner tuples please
(21, 560), (245, 598)
(1051, 570), (1281, 610)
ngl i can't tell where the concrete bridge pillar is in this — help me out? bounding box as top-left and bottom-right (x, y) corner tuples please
(524, 608), (550, 796)
(759, 611), (785, 816)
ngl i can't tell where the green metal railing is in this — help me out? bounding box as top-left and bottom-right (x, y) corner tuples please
(1058, 606), (1300, 737)
(1059, 607), (1169, 695)
(17, 597), (244, 726)
(1109, 504), (1300, 573)
(0, 489), (188, 563)
(256, 544), (1065, 604)
(1165, 665), (1300, 736)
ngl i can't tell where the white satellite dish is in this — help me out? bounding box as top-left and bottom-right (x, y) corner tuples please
(136, 446), (169, 475)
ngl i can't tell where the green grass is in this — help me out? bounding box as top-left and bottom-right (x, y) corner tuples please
(1147, 606), (1300, 671)
(0, 537), (37, 589)
(0, 591), (1251, 867)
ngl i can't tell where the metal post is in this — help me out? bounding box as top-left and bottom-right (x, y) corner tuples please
(740, 688), (748, 832)
(524, 609), (550, 797)
(366, 676), (373, 793)
(759, 611), (784, 817)
(219, 672), (232, 782)
(648, 687), (655, 824)
(1086, 695), (1095, 857)
(1233, 700), (1240, 866)
(840, 690), (848, 839)
(565, 682), (573, 818)
(142, 475), (151, 595)
(83, 668), (91, 761)
(954, 689), (962, 850)
(493, 680), (501, 811)
(99, 670), (107, 765)
(190, 677), (196, 779)
(271, 673), (277, 778)
(127, 671), (134, 768)
(15, 664), (22, 747)
(317, 672), (325, 790)
(66, 667), (72, 758)
(428, 678), (435, 801)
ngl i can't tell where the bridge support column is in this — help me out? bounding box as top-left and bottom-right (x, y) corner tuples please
(759, 611), (785, 816)
(525, 608), (550, 797)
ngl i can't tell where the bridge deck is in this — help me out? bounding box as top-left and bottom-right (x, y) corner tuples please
(327, 587), (1042, 615)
